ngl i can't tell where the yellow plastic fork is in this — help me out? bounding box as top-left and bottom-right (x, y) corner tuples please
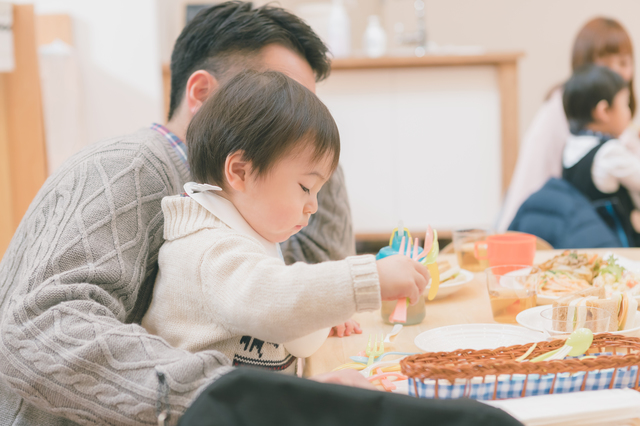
(365, 333), (385, 367)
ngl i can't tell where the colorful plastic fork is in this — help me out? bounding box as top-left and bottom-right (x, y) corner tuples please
(416, 225), (440, 300)
(365, 334), (384, 366)
(365, 333), (385, 366)
(388, 236), (413, 323)
(368, 368), (408, 392)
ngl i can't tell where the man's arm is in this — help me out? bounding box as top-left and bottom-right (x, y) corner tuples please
(0, 141), (232, 425)
(281, 164), (355, 264)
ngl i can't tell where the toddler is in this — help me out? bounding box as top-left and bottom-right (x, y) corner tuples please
(141, 70), (428, 373)
(562, 64), (640, 245)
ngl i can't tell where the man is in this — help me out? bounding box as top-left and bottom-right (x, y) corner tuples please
(0, 3), (357, 424)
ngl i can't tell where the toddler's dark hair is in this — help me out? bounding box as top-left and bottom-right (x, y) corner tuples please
(188, 70), (340, 186)
(563, 64), (628, 134)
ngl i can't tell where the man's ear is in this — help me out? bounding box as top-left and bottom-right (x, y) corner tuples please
(224, 151), (250, 192)
(592, 99), (611, 124)
(185, 70), (218, 116)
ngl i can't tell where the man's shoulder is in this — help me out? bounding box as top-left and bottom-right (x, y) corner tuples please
(57, 127), (186, 178)
(82, 127), (172, 161)
(39, 127), (189, 202)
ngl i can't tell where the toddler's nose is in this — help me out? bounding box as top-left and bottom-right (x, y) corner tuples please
(304, 196), (318, 215)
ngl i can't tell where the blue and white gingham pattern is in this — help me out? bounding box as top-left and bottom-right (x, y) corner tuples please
(151, 123), (189, 171)
(408, 354), (640, 400)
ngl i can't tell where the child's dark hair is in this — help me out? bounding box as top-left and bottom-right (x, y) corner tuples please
(563, 64), (628, 134)
(188, 70), (340, 187)
(168, 1), (331, 120)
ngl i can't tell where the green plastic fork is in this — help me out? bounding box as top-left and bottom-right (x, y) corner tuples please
(365, 333), (385, 366)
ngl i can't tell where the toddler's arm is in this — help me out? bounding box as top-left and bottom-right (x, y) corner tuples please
(198, 232), (378, 344)
(193, 233), (427, 345)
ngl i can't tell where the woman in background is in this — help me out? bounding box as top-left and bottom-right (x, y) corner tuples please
(498, 17), (637, 232)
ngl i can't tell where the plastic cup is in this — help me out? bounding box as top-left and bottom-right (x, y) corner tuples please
(381, 294), (426, 325)
(452, 229), (489, 272)
(486, 265), (537, 324)
(475, 233), (536, 267)
(540, 307), (611, 337)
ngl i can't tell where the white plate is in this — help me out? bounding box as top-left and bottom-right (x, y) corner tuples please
(414, 323), (545, 353)
(516, 305), (640, 336)
(425, 269), (474, 300)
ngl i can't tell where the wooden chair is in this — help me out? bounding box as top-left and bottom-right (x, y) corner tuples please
(0, 5), (48, 257)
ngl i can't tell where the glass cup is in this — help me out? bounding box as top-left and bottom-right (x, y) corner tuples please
(452, 229), (490, 272)
(486, 265), (537, 324)
(381, 294), (426, 325)
(540, 306), (611, 337)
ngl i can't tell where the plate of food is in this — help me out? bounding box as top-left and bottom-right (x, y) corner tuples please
(516, 287), (640, 336)
(414, 323), (545, 353)
(424, 261), (473, 300)
(528, 251), (640, 305)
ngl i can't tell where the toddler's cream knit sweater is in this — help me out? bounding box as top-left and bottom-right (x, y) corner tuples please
(142, 195), (381, 372)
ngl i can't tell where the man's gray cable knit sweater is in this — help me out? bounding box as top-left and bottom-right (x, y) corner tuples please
(0, 128), (355, 425)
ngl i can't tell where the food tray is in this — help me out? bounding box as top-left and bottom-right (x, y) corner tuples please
(401, 334), (640, 400)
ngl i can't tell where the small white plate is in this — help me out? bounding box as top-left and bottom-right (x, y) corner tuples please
(516, 305), (640, 336)
(425, 269), (474, 300)
(414, 323), (545, 353)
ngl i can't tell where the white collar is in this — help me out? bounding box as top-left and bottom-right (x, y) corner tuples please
(563, 134), (601, 169)
(184, 182), (283, 260)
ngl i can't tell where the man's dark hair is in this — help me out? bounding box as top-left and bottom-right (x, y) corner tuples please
(563, 64), (628, 134)
(187, 70), (340, 187)
(168, 1), (331, 120)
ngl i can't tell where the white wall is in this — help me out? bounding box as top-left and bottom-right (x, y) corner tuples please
(13, 0), (164, 146)
(19, 1), (638, 158)
(155, 0), (640, 232)
(157, 0), (640, 141)
(318, 66), (501, 232)
(419, 0), (640, 141)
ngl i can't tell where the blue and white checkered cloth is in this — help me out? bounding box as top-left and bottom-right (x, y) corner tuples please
(409, 354), (640, 400)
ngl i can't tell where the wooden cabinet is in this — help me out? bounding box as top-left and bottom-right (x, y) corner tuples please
(317, 53), (522, 237)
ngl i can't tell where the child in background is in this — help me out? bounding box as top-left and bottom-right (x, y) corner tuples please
(141, 70), (429, 374)
(499, 17), (637, 233)
(562, 64), (640, 246)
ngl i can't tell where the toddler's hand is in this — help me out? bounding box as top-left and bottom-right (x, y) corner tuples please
(328, 319), (362, 337)
(376, 255), (429, 305)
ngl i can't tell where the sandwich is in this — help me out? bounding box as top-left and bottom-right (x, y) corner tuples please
(437, 261), (461, 284)
(552, 287), (637, 332)
(532, 250), (602, 284)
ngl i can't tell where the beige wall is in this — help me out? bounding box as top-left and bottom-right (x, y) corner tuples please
(160, 0), (640, 140)
(15, 0), (165, 145)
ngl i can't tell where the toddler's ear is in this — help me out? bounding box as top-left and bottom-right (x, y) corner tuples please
(225, 151), (250, 192)
(592, 99), (611, 124)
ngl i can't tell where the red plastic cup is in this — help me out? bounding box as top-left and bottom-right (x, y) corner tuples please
(474, 234), (537, 267)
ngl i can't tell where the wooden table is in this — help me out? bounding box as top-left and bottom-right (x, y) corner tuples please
(304, 248), (640, 377)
